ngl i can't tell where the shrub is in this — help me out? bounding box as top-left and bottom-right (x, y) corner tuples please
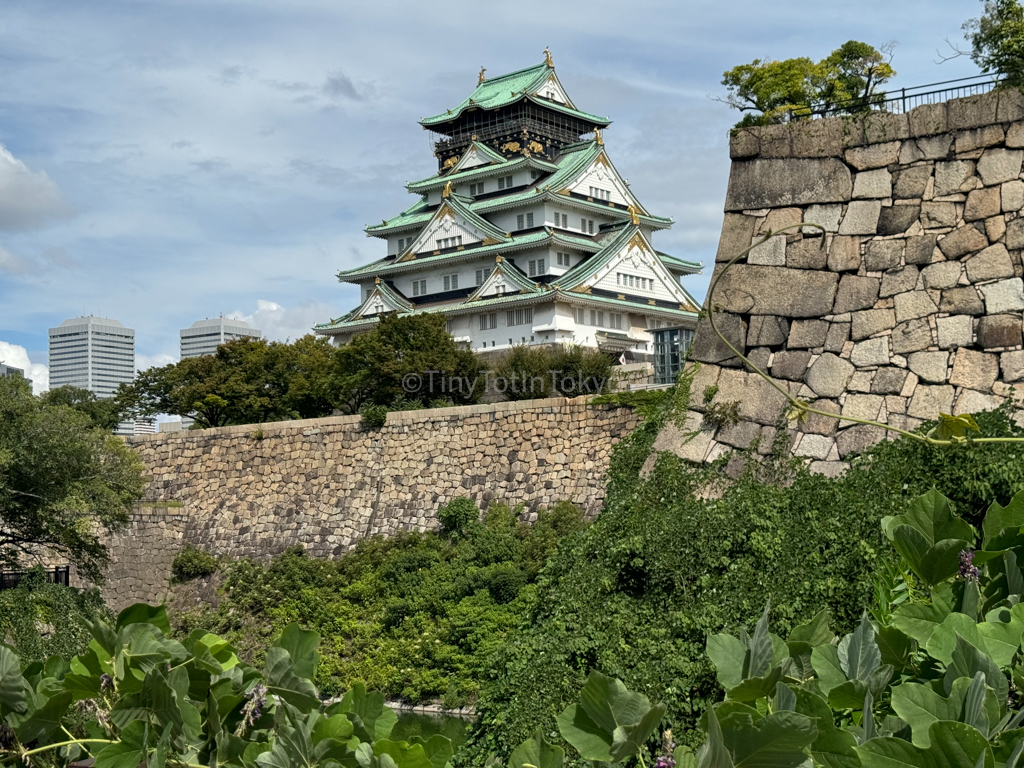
(171, 544), (219, 581)
(360, 403), (389, 428)
(438, 497), (478, 535)
(493, 344), (614, 402)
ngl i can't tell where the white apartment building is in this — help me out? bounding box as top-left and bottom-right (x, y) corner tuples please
(180, 317), (262, 359)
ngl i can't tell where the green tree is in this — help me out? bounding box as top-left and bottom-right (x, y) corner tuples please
(720, 41), (895, 126)
(492, 344), (614, 402)
(964, 0), (1024, 86)
(332, 313), (484, 413)
(40, 385), (124, 430)
(118, 335), (337, 428)
(0, 376), (146, 581)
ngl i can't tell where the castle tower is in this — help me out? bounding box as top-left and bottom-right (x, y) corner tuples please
(315, 53), (701, 361)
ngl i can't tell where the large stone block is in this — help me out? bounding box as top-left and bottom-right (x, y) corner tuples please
(716, 213), (758, 263)
(788, 319), (830, 348)
(939, 226), (990, 259)
(936, 314), (974, 349)
(877, 204), (921, 236)
(950, 348), (999, 391)
(786, 238), (828, 269)
(834, 274), (881, 314)
(802, 398), (840, 435)
(802, 204), (843, 233)
(908, 384), (955, 419)
(863, 112), (910, 144)
(892, 318), (934, 355)
(1008, 218), (1024, 250)
(771, 350), (812, 381)
(845, 141), (901, 170)
(851, 337), (890, 367)
(748, 234), (786, 265)
(729, 128), (760, 160)
(725, 158), (853, 211)
(1007, 121), (1024, 148)
(939, 286), (985, 315)
(746, 315), (790, 347)
(909, 102), (948, 138)
(714, 368), (789, 425)
(966, 243), (1015, 282)
(851, 308), (896, 340)
(922, 261), (962, 290)
(980, 278), (1024, 314)
(871, 367), (909, 394)
(825, 321), (850, 352)
(954, 388), (1003, 416)
(1002, 180), (1024, 212)
(935, 160), (975, 196)
(1000, 350), (1024, 382)
(906, 234), (938, 265)
(893, 165), (932, 199)
(840, 394), (885, 423)
(708, 265), (840, 317)
(828, 235), (862, 271)
(894, 290), (938, 323)
(795, 433), (836, 460)
(921, 202), (958, 229)
(917, 134), (954, 159)
(853, 169), (892, 198)
(864, 240), (904, 271)
(880, 266), (921, 298)
(978, 148), (1023, 186)
(790, 118), (844, 158)
(977, 314), (1023, 349)
(836, 424), (886, 458)
(839, 200), (882, 235)
(964, 186), (1001, 221)
(805, 353), (855, 398)
(908, 351), (949, 383)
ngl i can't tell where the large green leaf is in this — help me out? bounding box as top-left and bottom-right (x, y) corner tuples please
(115, 604), (171, 636)
(271, 623), (321, 681)
(876, 626), (913, 672)
(726, 668), (782, 703)
(508, 729), (565, 768)
(944, 635), (1009, 704)
(892, 676), (999, 748)
(976, 604), (1024, 667)
(12, 690), (72, 744)
(926, 614), (986, 666)
(982, 491), (1024, 549)
(893, 526), (968, 584)
(893, 582), (955, 646)
(0, 645), (27, 715)
(716, 710), (817, 768)
(335, 683), (398, 742)
(556, 671), (665, 763)
(373, 740), (434, 768)
(855, 736), (923, 768)
(885, 490), (976, 546)
(748, 604), (773, 679)
(94, 720), (150, 768)
(792, 688), (858, 768)
(924, 721), (993, 768)
(412, 734), (454, 768)
(810, 645), (846, 695)
(788, 609), (832, 646)
(838, 613), (881, 682)
(707, 634), (748, 691)
(697, 705), (733, 768)
(264, 646), (320, 711)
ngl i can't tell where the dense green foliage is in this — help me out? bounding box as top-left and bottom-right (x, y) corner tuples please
(118, 335), (337, 427)
(0, 376), (146, 580)
(333, 314), (484, 413)
(462, 380), (1024, 762)
(721, 41), (895, 126)
(964, 0), (1024, 86)
(491, 345), (614, 401)
(170, 501), (588, 708)
(39, 385), (125, 431)
(0, 573), (108, 662)
(172, 545), (220, 582)
(694, 489), (1024, 767)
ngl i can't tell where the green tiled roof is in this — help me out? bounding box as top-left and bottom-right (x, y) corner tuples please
(657, 252), (702, 273)
(420, 62), (610, 129)
(366, 197), (434, 234)
(407, 155), (558, 193)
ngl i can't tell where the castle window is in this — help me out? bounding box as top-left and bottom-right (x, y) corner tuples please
(443, 274), (459, 291)
(574, 307), (586, 324)
(397, 238), (406, 251)
(580, 218), (594, 234)
(412, 279), (427, 297)
(475, 268), (492, 286)
(528, 258), (545, 277)
(497, 175), (513, 190)
(617, 273), (652, 292)
(610, 313), (623, 330)
(589, 186), (611, 201)
(507, 307), (533, 327)
(530, 169), (542, 180)
(527, 212), (534, 227)
(556, 252), (571, 267)
(469, 182), (485, 195)
(589, 310), (605, 327)
(516, 214), (524, 230)
(437, 235), (463, 250)
(479, 313), (497, 330)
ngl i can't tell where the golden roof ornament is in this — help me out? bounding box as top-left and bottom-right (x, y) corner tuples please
(495, 255), (503, 263)
(374, 277), (381, 285)
(627, 205), (640, 225)
(478, 67), (486, 84)
(544, 47), (553, 67)
(442, 181), (452, 199)
(594, 128), (604, 146)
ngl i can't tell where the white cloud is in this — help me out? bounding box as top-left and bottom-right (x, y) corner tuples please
(136, 352), (175, 372)
(0, 243), (28, 274)
(0, 144), (73, 231)
(227, 299), (336, 343)
(0, 341), (49, 394)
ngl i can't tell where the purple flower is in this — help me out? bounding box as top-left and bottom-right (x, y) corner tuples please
(959, 550), (979, 582)
(654, 729), (676, 768)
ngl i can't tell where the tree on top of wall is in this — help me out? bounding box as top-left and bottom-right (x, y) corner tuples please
(0, 376), (146, 581)
(719, 40), (896, 126)
(962, 0), (1024, 86)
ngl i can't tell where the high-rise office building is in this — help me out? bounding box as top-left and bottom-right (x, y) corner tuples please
(180, 317), (261, 359)
(134, 416), (158, 434)
(48, 317), (136, 434)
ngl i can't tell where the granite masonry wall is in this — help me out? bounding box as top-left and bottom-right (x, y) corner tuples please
(656, 89), (1024, 476)
(100, 397), (637, 610)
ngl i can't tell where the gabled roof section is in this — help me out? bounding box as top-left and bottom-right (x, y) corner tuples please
(565, 147), (649, 214)
(366, 197), (434, 236)
(398, 194), (510, 260)
(466, 257), (543, 302)
(557, 225), (699, 310)
(657, 251), (702, 275)
(353, 279), (413, 320)
(421, 59), (610, 129)
(449, 141), (506, 172)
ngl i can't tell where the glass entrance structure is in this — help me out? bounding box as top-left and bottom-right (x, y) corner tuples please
(652, 327), (693, 385)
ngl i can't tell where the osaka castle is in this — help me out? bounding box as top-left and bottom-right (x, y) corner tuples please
(314, 51), (701, 364)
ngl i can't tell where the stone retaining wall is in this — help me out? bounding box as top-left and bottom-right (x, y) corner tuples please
(662, 89), (1024, 473)
(100, 397), (637, 609)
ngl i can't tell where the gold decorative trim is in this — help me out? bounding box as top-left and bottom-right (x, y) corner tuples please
(442, 181), (452, 198)
(482, 237), (501, 246)
(594, 128), (603, 146)
(478, 67), (486, 84)
(501, 141), (521, 153)
(627, 205), (640, 226)
(528, 140), (544, 154)
(544, 47), (553, 67)
(442, 156), (459, 170)
(617, 294), (625, 300)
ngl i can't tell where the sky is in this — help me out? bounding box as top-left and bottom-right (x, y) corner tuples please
(0, 0), (987, 393)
